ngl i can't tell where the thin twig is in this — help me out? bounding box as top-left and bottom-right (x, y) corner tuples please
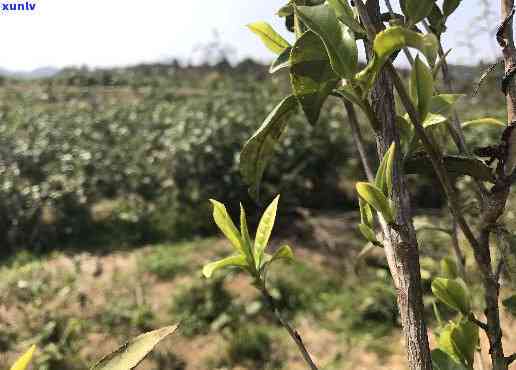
(468, 313), (489, 331)
(258, 281), (319, 370)
(506, 353), (516, 365)
(342, 99), (375, 182)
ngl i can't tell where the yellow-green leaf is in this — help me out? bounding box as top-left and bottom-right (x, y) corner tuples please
(375, 142), (396, 196)
(356, 26), (438, 91)
(410, 56), (434, 122)
(10, 345), (36, 370)
(431, 277), (470, 314)
(202, 255), (248, 278)
(270, 244), (294, 263)
(255, 195), (280, 261)
(270, 47), (292, 73)
(462, 118), (505, 129)
(91, 325), (179, 370)
(210, 199), (244, 254)
(359, 196), (374, 227)
(247, 21), (290, 55)
(356, 182), (395, 224)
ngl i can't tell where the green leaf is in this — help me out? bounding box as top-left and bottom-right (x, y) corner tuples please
(358, 223), (378, 244)
(450, 319), (478, 368)
(290, 31), (339, 125)
(441, 257), (458, 279)
(356, 26), (438, 91)
(359, 196), (374, 227)
(277, 2), (294, 17)
(431, 277), (470, 314)
(423, 113), (448, 128)
(427, 5), (447, 37)
(270, 47), (292, 73)
(202, 255), (248, 278)
(410, 56), (434, 122)
(295, 3), (358, 78)
(270, 244), (294, 263)
(431, 349), (469, 370)
(327, 0), (364, 34)
(10, 345), (36, 370)
(240, 203), (253, 254)
(356, 182), (395, 224)
(429, 94), (463, 116)
(502, 295), (516, 316)
(375, 142), (396, 196)
(404, 154), (496, 183)
(91, 325), (179, 370)
(247, 21), (291, 55)
(462, 118), (505, 129)
(240, 96), (298, 199)
(210, 199), (245, 254)
(255, 195), (280, 262)
(400, 0), (435, 25)
(443, 0), (462, 17)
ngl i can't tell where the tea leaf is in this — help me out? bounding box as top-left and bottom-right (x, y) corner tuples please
(202, 255), (248, 278)
(247, 21), (290, 55)
(431, 277), (470, 314)
(10, 345), (36, 370)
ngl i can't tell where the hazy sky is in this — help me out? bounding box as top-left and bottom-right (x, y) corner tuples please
(0, 0), (501, 71)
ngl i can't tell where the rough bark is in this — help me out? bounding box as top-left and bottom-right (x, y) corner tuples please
(361, 2), (433, 369)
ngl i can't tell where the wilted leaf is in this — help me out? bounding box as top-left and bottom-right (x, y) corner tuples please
(404, 154), (495, 183)
(296, 3), (358, 78)
(10, 345), (36, 370)
(356, 26), (438, 91)
(91, 325), (179, 370)
(247, 21), (291, 54)
(240, 95), (298, 199)
(270, 47), (292, 73)
(431, 277), (470, 314)
(356, 182), (395, 224)
(255, 195), (280, 262)
(202, 255), (248, 278)
(290, 31), (339, 125)
(210, 199), (245, 255)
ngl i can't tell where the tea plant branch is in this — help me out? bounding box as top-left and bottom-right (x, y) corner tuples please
(354, 2), (433, 369)
(257, 280), (319, 370)
(343, 99), (375, 182)
(468, 313), (489, 331)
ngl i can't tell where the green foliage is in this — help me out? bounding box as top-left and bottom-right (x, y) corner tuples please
(295, 3), (358, 78)
(410, 56), (434, 122)
(400, 0), (434, 26)
(140, 244), (193, 279)
(356, 182), (395, 224)
(431, 278), (471, 315)
(437, 319), (478, 369)
(290, 30), (339, 125)
(239, 96), (298, 200)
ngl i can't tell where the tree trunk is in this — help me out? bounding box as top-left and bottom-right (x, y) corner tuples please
(363, 2), (433, 369)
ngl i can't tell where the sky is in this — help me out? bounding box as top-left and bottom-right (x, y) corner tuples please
(0, 0), (502, 71)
